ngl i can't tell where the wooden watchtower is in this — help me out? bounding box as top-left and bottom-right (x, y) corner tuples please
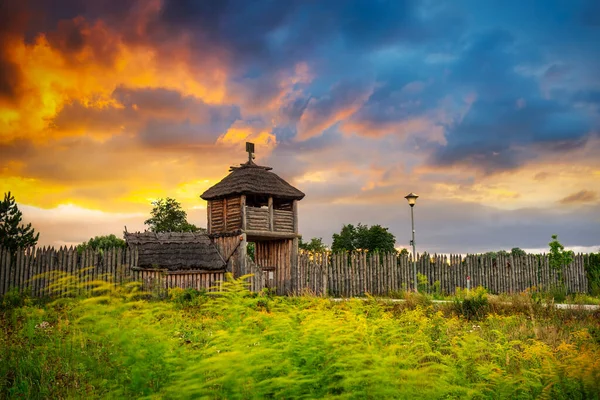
(200, 143), (305, 294)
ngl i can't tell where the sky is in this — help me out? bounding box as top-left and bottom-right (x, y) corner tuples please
(1, 0), (599, 254)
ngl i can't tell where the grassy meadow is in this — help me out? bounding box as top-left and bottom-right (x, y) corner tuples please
(1, 276), (600, 399)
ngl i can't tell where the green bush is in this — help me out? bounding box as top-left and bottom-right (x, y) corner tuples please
(585, 253), (600, 296)
(454, 286), (490, 320)
(0, 287), (29, 310)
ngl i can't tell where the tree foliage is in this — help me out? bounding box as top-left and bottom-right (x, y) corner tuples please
(585, 252), (600, 296)
(299, 237), (328, 252)
(511, 247), (527, 257)
(548, 234), (574, 287)
(77, 234), (126, 253)
(0, 192), (39, 252)
(144, 198), (200, 232)
(331, 223), (396, 253)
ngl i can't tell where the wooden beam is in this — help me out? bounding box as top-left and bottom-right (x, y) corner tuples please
(241, 195), (247, 231)
(292, 199), (298, 233)
(207, 201), (212, 235)
(223, 197), (228, 231)
(240, 232), (247, 276)
(268, 196), (274, 231)
(246, 230), (300, 241)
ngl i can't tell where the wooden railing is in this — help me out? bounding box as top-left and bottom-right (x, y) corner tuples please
(246, 207), (270, 231)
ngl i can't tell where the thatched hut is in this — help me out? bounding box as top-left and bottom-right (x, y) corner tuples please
(201, 158), (305, 238)
(124, 232), (226, 271)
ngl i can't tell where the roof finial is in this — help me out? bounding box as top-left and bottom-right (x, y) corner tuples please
(246, 142), (255, 163)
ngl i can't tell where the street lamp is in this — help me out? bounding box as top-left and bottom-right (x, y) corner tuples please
(405, 192), (419, 292)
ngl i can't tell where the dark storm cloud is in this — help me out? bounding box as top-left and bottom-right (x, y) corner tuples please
(155, 0), (419, 67)
(50, 86), (240, 144)
(429, 98), (593, 173)
(0, 1), (29, 101)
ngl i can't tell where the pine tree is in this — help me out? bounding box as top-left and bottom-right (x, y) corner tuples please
(0, 192), (39, 252)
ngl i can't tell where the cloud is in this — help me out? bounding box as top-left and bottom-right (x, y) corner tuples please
(1, 0), (600, 253)
(49, 86), (240, 142)
(296, 79), (375, 140)
(559, 190), (598, 204)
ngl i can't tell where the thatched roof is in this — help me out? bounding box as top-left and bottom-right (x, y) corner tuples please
(124, 232), (225, 271)
(200, 160), (305, 201)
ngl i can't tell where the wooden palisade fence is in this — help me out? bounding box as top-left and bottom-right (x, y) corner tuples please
(294, 251), (590, 297)
(0, 246), (224, 298)
(0, 246), (592, 298)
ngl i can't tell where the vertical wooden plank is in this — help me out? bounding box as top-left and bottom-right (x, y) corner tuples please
(23, 247), (32, 294)
(13, 248), (21, 293)
(0, 247), (6, 296)
(40, 247), (48, 297)
(16, 248), (24, 293)
(72, 246), (78, 293)
(22, 247), (30, 294)
(15, 248), (22, 293)
(62, 247), (69, 296)
(116, 247), (122, 286)
(240, 195), (247, 231)
(330, 253), (335, 296)
(32, 247), (40, 297)
(267, 197), (273, 231)
(64, 247), (72, 296)
(292, 200), (298, 233)
(207, 201), (212, 235)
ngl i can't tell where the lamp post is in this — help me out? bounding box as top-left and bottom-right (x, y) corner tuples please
(405, 192), (419, 292)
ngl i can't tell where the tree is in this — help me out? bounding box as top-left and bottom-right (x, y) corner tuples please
(144, 198), (200, 232)
(299, 237), (328, 252)
(511, 247), (527, 257)
(331, 223), (396, 253)
(77, 234), (126, 253)
(548, 234), (574, 288)
(0, 192), (39, 253)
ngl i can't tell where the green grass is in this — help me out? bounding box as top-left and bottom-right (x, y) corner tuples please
(1, 276), (600, 399)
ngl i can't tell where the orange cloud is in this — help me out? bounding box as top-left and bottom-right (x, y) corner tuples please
(1, 13), (229, 144)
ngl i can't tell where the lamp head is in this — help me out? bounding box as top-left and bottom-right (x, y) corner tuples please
(404, 192), (419, 207)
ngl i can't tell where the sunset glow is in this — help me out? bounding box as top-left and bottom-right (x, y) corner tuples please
(0, 0), (598, 252)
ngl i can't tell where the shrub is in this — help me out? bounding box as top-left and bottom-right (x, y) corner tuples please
(0, 288), (28, 310)
(585, 253), (600, 296)
(454, 286), (489, 320)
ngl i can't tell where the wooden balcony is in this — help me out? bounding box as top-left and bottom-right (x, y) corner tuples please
(245, 206), (297, 240)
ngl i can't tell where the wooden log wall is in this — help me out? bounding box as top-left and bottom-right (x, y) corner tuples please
(0, 246), (224, 298)
(295, 252), (591, 297)
(246, 207), (270, 231)
(273, 210), (294, 233)
(226, 197), (242, 231)
(209, 196), (242, 233)
(209, 199), (225, 233)
(254, 239), (294, 295)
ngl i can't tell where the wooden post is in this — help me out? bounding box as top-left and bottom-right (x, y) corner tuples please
(239, 233), (247, 277)
(291, 236), (298, 293)
(292, 200), (298, 233)
(223, 198), (228, 231)
(268, 197), (274, 231)
(241, 195), (247, 231)
(207, 201), (212, 235)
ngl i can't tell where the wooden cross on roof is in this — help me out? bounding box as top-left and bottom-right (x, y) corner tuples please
(246, 142), (255, 162)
